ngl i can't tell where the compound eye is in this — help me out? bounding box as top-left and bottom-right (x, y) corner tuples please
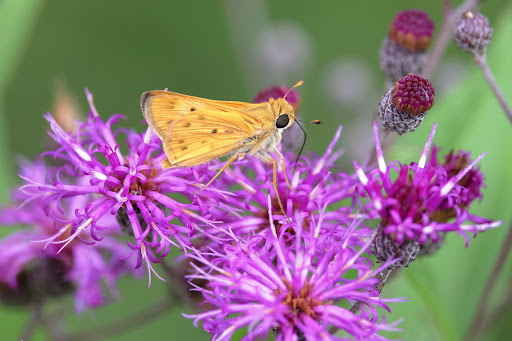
(276, 114), (290, 129)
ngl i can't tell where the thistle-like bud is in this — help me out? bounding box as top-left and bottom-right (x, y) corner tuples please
(380, 9), (434, 81)
(371, 223), (420, 267)
(379, 74), (435, 134)
(389, 9), (434, 52)
(454, 11), (493, 54)
(0, 258), (73, 306)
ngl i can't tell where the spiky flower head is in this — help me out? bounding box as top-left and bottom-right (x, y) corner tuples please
(379, 74), (435, 134)
(389, 9), (434, 52)
(354, 123), (501, 266)
(0, 160), (135, 310)
(428, 145), (484, 209)
(185, 206), (403, 340)
(198, 126), (369, 248)
(19, 89), (226, 284)
(454, 11), (493, 54)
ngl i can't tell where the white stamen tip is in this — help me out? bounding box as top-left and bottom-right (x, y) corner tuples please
(92, 171), (108, 181)
(144, 127), (152, 144)
(418, 122), (437, 169)
(354, 163), (368, 185)
(74, 146), (92, 162)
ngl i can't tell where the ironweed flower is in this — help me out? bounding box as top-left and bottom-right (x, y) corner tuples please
(354, 122), (501, 266)
(204, 126), (369, 246)
(428, 145), (485, 209)
(185, 202), (403, 340)
(0, 159), (135, 310)
(18, 89), (227, 284)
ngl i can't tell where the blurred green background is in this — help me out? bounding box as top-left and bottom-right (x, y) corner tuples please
(1, 0), (511, 340)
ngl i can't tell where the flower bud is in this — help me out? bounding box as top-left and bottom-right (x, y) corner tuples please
(389, 9), (434, 52)
(454, 11), (493, 54)
(379, 74), (435, 134)
(370, 223), (420, 267)
(380, 10), (434, 81)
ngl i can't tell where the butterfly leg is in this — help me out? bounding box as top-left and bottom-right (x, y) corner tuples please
(258, 151), (291, 223)
(272, 146), (294, 191)
(193, 154), (238, 195)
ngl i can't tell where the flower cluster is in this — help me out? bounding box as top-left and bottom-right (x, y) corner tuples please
(12, 89), (229, 285)
(206, 126), (364, 239)
(185, 204), (404, 340)
(0, 81), (502, 340)
(354, 122), (501, 266)
(0, 159), (136, 310)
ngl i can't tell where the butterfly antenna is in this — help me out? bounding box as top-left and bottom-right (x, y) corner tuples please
(283, 80), (304, 101)
(292, 118), (321, 173)
(293, 120), (306, 174)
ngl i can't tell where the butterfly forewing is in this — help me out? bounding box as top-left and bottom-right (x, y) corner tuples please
(164, 111), (253, 167)
(142, 91), (278, 168)
(142, 91), (266, 137)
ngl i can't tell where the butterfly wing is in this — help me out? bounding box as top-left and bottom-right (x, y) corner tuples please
(141, 91), (270, 168)
(141, 91), (262, 139)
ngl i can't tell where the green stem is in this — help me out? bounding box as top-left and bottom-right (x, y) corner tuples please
(472, 52), (512, 125)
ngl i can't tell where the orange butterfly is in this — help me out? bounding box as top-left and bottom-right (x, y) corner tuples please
(140, 81), (319, 221)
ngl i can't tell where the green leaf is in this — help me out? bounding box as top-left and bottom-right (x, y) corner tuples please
(0, 0), (44, 203)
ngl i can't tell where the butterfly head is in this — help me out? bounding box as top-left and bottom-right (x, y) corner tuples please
(272, 97), (295, 130)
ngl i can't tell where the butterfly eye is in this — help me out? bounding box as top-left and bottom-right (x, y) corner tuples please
(276, 114), (290, 129)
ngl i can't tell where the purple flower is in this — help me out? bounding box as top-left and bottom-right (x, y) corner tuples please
(18, 89), (227, 284)
(185, 203), (403, 340)
(201, 127), (369, 246)
(0, 159), (136, 311)
(354, 122), (501, 257)
(428, 145), (484, 208)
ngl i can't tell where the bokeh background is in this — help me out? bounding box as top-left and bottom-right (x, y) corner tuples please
(1, 0), (511, 340)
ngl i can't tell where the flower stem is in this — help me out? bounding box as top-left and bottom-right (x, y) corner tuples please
(68, 299), (174, 341)
(466, 218), (512, 341)
(484, 285), (512, 334)
(159, 259), (198, 310)
(472, 52), (512, 125)
(20, 300), (42, 341)
(349, 267), (394, 315)
(422, 0), (482, 79)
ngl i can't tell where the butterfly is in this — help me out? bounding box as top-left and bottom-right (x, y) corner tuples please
(140, 81), (319, 221)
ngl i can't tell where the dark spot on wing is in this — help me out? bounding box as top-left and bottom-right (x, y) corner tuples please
(178, 140), (185, 144)
(211, 129), (217, 133)
(182, 146), (188, 150)
(190, 108), (196, 111)
(184, 122), (191, 127)
(201, 140), (207, 144)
